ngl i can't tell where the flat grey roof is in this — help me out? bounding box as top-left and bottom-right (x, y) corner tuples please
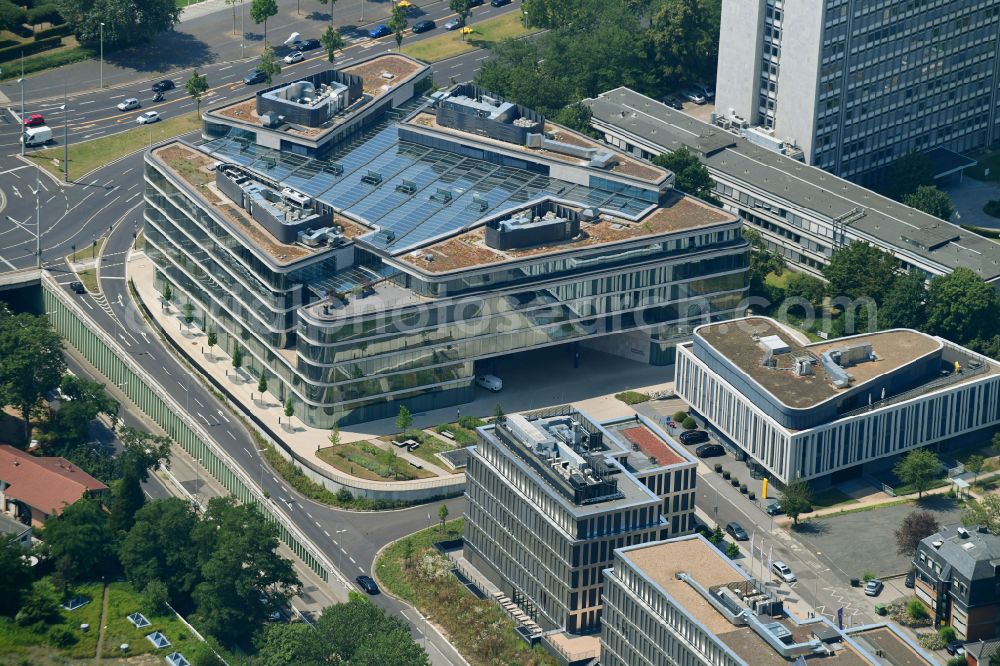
(585, 88), (1000, 283)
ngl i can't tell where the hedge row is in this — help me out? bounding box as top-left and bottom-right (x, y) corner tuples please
(0, 35), (61, 63)
(33, 22), (72, 40)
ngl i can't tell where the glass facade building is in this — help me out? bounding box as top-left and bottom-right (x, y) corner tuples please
(144, 71), (749, 427)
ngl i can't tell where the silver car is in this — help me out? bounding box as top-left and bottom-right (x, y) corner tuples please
(444, 19), (460, 30)
(771, 561), (796, 583)
(117, 98), (141, 111)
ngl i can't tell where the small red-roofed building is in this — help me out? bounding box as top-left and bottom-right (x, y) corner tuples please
(0, 445), (108, 527)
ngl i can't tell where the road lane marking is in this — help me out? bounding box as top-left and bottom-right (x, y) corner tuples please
(227, 431), (236, 440)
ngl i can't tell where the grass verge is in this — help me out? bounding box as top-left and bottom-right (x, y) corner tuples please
(401, 12), (536, 63)
(0, 46), (93, 81)
(99, 582), (202, 658)
(614, 390), (650, 405)
(808, 487), (858, 510)
(374, 519), (559, 666)
(67, 235), (107, 264)
(77, 268), (98, 293)
(317, 440), (436, 481)
(26, 111), (201, 181)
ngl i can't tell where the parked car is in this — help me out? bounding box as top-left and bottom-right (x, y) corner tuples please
(695, 443), (724, 458)
(695, 82), (715, 99)
(356, 575), (380, 595)
(300, 38), (321, 50)
(905, 570), (915, 588)
(491, 0), (511, 5)
(23, 113), (45, 127)
(946, 640), (965, 656)
(662, 96), (683, 110)
(679, 429), (709, 445)
(469, 0), (484, 5)
(682, 87), (706, 104)
(117, 98), (141, 112)
(69, 281), (86, 294)
(863, 580), (884, 596)
(771, 561), (796, 583)
(765, 500), (784, 516)
(151, 80), (175, 93)
(475, 374), (503, 392)
(369, 24), (391, 38)
(136, 111), (160, 125)
(412, 19), (436, 33)
(283, 50), (304, 64)
(725, 522), (749, 541)
(444, 19), (461, 30)
(244, 69), (267, 85)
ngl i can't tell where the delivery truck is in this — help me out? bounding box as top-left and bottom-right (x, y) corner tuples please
(22, 125), (52, 146)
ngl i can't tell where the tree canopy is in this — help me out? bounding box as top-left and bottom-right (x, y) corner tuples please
(903, 185), (954, 220)
(249, 0), (279, 42)
(821, 241), (897, 305)
(0, 305), (66, 439)
(55, 0), (180, 50)
(0, 535), (32, 616)
(320, 24), (344, 63)
(119, 498), (201, 609)
(48, 374), (119, 445)
(925, 267), (1000, 344)
(652, 147), (718, 204)
(186, 70), (210, 115)
(964, 494), (1000, 536)
(878, 268), (927, 330)
(42, 497), (116, 582)
(779, 478), (812, 526)
(894, 510), (939, 556)
(893, 448), (941, 498)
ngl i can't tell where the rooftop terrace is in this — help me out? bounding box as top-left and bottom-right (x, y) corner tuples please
(619, 537), (895, 666)
(694, 317), (980, 410)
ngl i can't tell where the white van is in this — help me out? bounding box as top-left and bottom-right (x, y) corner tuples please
(23, 125), (52, 146)
(475, 374), (503, 392)
(284, 31), (302, 46)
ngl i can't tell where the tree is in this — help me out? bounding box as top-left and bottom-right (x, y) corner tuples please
(0, 307), (67, 439)
(258, 370), (268, 396)
(994, 432), (1000, 458)
(652, 147), (718, 204)
(315, 0), (338, 27)
(56, 0), (181, 50)
(708, 525), (724, 545)
(904, 185), (954, 221)
(186, 70), (210, 116)
(119, 498), (201, 609)
(15, 579), (60, 627)
(389, 2), (408, 50)
(206, 329), (218, 359)
(0, 2), (27, 32)
(162, 282), (172, 304)
(964, 493), (1000, 536)
(647, 0), (720, 87)
(232, 345), (243, 374)
(744, 228), (785, 300)
(42, 498), (116, 581)
(49, 374), (119, 445)
(878, 268), (927, 330)
(883, 152), (934, 201)
(327, 425), (340, 448)
(449, 0), (472, 26)
(119, 426), (172, 481)
(320, 24), (344, 64)
(193, 497), (300, 645)
(926, 267), (1000, 345)
(396, 405), (413, 432)
(779, 478), (812, 526)
(438, 503), (449, 532)
(0, 535), (32, 616)
(965, 454), (985, 482)
(894, 510), (940, 556)
(259, 43), (282, 84)
(785, 273), (825, 308)
(108, 464), (146, 537)
(894, 448), (941, 498)
(725, 541), (740, 559)
(183, 302), (194, 329)
(553, 101), (595, 136)
(249, 0), (278, 43)
(283, 398), (294, 425)
(991, 648), (1000, 666)
(253, 622), (316, 666)
(316, 597), (428, 664)
(822, 241), (898, 305)
(142, 579), (171, 616)
(494, 402), (505, 423)
(224, 0), (239, 34)
(350, 628), (430, 666)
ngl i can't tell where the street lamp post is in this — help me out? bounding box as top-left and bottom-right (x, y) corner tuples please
(99, 22), (105, 89)
(61, 85), (68, 182)
(241, 0), (245, 58)
(18, 74), (24, 157)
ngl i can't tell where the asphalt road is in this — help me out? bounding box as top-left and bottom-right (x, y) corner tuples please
(0, 3), (511, 659)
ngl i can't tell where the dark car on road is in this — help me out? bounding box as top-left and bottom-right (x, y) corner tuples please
(695, 443), (724, 458)
(679, 429), (709, 445)
(726, 522), (749, 541)
(369, 24), (391, 38)
(946, 640), (965, 656)
(356, 575), (380, 595)
(244, 69), (267, 85)
(469, 0), (484, 5)
(905, 570), (915, 588)
(491, 0), (511, 5)
(765, 500), (784, 516)
(662, 96), (683, 110)
(300, 38), (321, 50)
(151, 80), (175, 93)
(412, 19), (436, 33)
(69, 281), (86, 294)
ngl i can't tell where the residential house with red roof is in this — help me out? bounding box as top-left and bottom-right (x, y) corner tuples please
(0, 445), (108, 527)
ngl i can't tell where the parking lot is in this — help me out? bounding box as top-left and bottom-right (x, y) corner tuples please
(792, 496), (965, 582)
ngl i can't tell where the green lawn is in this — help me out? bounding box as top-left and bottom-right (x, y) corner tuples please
(26, 111), (201, 181)
(808, 487), (858, 510)
(99, 582), (202, 658)
(965, 150), (1000, 182)
(0, 580), (103, 661)
(377, 431), (461, 472)
(0, 46), (93, 81)
(401, 11), (536, 63)
(67, 235), (107, 265)
(374, 519), (559, 666)
(764, 271), (791, 289)
(614, 391), (650, 405)
(318, 441), (436, 481)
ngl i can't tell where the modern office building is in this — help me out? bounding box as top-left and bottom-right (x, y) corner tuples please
(464, 406), (697, 634)
(144, 56), (750, 427)
(602, 534), (938, 666)
(714, 0), (998, 182)
(585, 87), (1000, 283)
(913, 523), (1000, 641)
(673, 316), (1000, 485)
